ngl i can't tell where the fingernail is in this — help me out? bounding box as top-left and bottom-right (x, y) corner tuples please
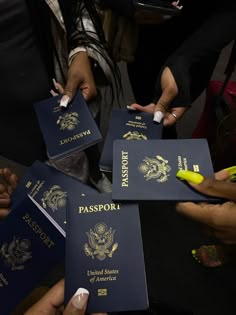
(223, 166), (236, 175)
(153, 111), (164, 123)
(60, 95), (70, 108)
(127, 106), (136, 111)
(176, 170), (204, 185)
(71, 288), (89, 310)
(52, 78), (58, 90)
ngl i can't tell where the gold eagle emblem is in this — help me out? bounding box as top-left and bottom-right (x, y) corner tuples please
(41, 185), (67, 212)
(0, 237), (32, 271)
(84, 223), (118, 261)
(57, 112), (79, 130)
(123, 131), (147, 140)
(138, 155), (171, 182)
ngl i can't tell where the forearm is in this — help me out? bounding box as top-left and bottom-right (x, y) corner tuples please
(154, 4), (236, 107)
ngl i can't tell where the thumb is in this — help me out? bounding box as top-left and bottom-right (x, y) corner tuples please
(153, 67), (178, 123)
(64, 288), (89, 315)
(176, 169), (236, 202)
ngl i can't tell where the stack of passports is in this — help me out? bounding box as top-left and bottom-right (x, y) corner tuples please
(11, 160), (98, 235)
(65, 193), (149, 313)
(0, 197), (65, 315)
(112, 139), (218, 202)
(99, 108), (163, 172)
(34, 90), (102, 159)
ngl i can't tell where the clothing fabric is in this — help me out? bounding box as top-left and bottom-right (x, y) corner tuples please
(0, 0), (51, 165)
(0, 0), (112, 182)
(153, 1), (236, 107)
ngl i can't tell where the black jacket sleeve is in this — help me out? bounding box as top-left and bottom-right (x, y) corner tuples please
(153, 3), (236, 107)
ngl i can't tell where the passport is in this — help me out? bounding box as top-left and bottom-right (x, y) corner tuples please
(99, 108), (163, 172)
(11, 160), (98, 235)
(134, 0), (181, 16)
(112, 139), (219, 202)
(34, 90), (102, 159)
(0, 196), (65, 315)
(65, 193), (149, 313)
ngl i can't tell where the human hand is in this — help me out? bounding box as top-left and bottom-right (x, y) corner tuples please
(129, 67), (188, 126)
(52, 52), (97, 107)
(176, 166), (236, 244)
(0, 168), (18, 219)
(25, 279), (107, 315)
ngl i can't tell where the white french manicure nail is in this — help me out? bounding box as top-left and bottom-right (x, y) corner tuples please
(60, 95), (70, 108)
(72, 288), (89, 310)
(153, 111), (164, 123)
(127, 106), (137, 111)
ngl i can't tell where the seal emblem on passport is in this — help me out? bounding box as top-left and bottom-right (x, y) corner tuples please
(84, 223), (118, 261)
(138, 155), (171, 182)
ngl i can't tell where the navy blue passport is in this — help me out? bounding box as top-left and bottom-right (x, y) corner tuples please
(65, 193), (149, 313)
(0, 196), (64, 315)
(34, 90), (102, 159)
(11, 160), (98, 235)
(112, 139), (218, 202)
(99, 108), (163, 172)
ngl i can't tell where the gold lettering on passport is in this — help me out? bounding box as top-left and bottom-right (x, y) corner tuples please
(87, 269), (119, 283)
(59, 130), (91, 145)
(41, 185), (67, 212)
(125, 117), (148, 130)
(57, 112), (79, 131)
(0, 237), (32, 271)
(139, 155), (171, 182)
(78, 203), (120, 214)
(84, 223), (118, 261)
(121, 150), (128, 187)
(22, 213), (55, 248)
(29, 180), (45, 199)
(177, 156), (189, 171)
(0, 273), (8, 287)
(123, 131), (147, 140)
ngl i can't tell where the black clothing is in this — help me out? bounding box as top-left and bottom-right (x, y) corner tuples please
(153, 1), (236, 107)
(0, 0), (52, 165)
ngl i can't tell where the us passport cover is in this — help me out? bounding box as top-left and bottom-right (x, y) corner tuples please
(99, 108), (163, 172)
(0, 197), (64, 314)
(34, 90), (102, 159)
(11, 160), (98, 234)
(65, 193), (149, 313)
(112, 139), (218, 202)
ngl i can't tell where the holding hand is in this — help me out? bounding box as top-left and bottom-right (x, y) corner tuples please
(25, 279), (106, 315)
(176, 167), (236, 244)
(0, 168), (18, 219)
(52, 52), (97, 107)
(129, 67), (188, 126)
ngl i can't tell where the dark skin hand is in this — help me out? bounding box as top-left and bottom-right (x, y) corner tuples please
(176, 168), (236, 244)
(130, 67), (188, 126)
(52, 52), (97, 106)
(0, 168), (18, 219)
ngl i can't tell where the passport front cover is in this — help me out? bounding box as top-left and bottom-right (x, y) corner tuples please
(99, 109), (163, 172)
(112, 139), (218, 202)
(11, 161), (98, 234)
(65, 193), (149, 313)
(0, 197), (64, 314)
(34, 90), (102, 159)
